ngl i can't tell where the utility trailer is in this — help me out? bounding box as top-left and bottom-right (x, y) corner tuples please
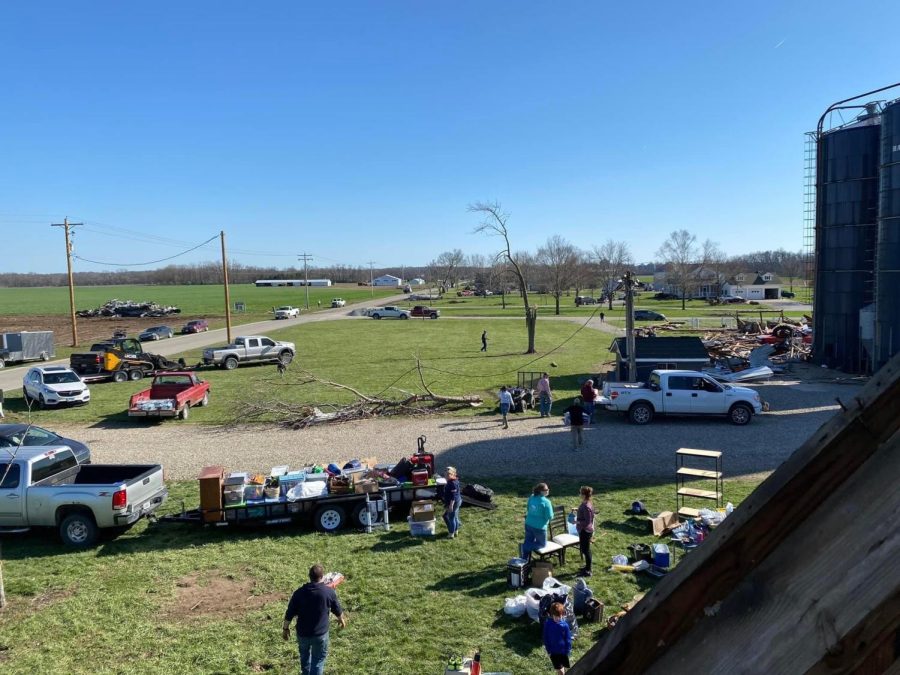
(0, 331), (55, 368)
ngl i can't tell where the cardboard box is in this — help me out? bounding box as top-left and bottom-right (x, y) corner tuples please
(531, 560), (553, 587)
(650, 511), (679, 537)
(411, 500), (435, 522)
(354, 479), (378, 494)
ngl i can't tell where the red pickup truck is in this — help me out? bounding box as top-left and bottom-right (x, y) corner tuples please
(128, 372), (210, 420)
(410, 305), (441, 319)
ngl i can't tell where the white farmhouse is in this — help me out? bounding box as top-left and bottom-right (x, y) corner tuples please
(722, 272), (783, 300)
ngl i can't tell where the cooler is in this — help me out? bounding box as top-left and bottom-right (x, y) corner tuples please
(507, 558), (530, 589)
(653, 543), (670, 568)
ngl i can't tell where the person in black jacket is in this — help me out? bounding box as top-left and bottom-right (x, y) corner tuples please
(442, 466), (462, 538)
(564, 397), (586, 450)
(283, 564), (348, 675)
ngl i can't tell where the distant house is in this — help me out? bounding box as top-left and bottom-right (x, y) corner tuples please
(652, 267), (725, 299)
(722, 272), (782, 300)
(609, 336), (710, 382)
(409, 278), (426, 286)
(254, 279), (332, 287)
(372, 274), (402, 287)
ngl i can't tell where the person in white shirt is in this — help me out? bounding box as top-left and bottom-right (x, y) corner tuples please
(498, 386), (513, 429)
(537, 373), (552, 417)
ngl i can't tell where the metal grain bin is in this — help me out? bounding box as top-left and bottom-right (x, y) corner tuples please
(875, 100), (900, 370)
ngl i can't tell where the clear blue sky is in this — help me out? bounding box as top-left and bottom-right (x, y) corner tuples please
(1, 1), (898, 274)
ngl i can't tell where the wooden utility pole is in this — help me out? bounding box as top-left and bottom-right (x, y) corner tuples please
(221, 231), (233, 344)
(623, 271), (637, 382)
(51, 217), (83, 347)
(298, 253), (313, 309)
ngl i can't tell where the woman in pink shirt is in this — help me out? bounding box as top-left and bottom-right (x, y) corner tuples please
(537, 372), (552, 417)
(576, 485), (595, 576)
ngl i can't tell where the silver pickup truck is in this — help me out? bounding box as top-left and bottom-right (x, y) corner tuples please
(202, 335), (296, 370)
(0, 446), (167, 547)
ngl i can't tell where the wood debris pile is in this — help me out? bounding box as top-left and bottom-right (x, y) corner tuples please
(76, 299), (182, 318)
(703, 316), (812, 368)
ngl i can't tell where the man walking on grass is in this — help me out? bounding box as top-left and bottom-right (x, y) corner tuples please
(564, 397), (586, 450)
(283, 563), (348, 675)
(481, 330), (488, 352)
(499, 385), (513, 429)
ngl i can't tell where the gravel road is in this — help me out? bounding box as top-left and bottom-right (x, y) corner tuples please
(51, 375), (855, 485)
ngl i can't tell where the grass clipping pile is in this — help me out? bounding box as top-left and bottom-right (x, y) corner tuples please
(243, 362), (483, 429)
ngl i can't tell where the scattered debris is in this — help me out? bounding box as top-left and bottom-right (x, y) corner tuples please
(76, 299), (181, 318)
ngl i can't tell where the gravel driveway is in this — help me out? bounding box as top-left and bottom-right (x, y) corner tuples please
(50, 375), (856, 485)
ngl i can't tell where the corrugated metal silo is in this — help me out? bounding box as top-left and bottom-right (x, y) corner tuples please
(875, 100), (900, 370)
(813, 119), (881, 372)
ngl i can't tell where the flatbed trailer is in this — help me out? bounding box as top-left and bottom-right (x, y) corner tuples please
(161, 482), (442, 533)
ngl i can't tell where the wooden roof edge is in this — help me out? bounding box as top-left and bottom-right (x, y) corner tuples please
(569, 352), (900, 675)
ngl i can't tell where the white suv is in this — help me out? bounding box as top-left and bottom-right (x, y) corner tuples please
(331, 298), (346, 308)
(23, 366), (91, 408)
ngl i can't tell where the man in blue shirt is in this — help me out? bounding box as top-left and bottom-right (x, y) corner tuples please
(283, 564), (348, 675)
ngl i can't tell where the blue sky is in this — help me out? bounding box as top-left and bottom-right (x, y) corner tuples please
(1, 1), (898, 274)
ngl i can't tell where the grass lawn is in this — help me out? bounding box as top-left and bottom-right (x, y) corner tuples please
(0, 476), (762, 674)
(0, 284), (397, 320)
(1, 319), (615, 426)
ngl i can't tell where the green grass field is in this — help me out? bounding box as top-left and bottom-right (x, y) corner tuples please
(0, 284), (397, 320)
(0, 476), (762, 675)
(1, 319), (615, 425)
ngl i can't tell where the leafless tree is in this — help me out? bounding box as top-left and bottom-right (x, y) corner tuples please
(469, 201), (538, 353)
(428, 249), (465, 291)
(592, 240), (633, 310)
(699, 239), (729, 298)
(780, 250), (805, 293)
(537, 235), (580, 315)
(657, 230), (698, 310)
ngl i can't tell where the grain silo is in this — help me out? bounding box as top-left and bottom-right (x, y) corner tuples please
(874, 99), (900, 370)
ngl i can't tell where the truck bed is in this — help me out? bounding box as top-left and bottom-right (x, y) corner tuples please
(34, 464), (160, 487)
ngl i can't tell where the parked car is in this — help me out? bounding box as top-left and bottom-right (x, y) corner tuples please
(653, 292), (679, 301)
(0, 423), (91, 464)
(202, 335), (296, 370)
(456, 290), (475, 297)
(274, 306), (301, 319)
(410, 306), (440, 319)
(139, 326), (174, 341)
(23, 366), (90, 407)
(0, 445), (166, 547)
(634, 310), (667, 321)
(781, 291), (796, 298)
(575, 296), (598, 306)
(331, 298), (346, 308)
(718, 295), (747, 304)
(128, 372), (210, 421)
(599, 370), (763, 425)
(370, 306), (410, 319)
(181, 319), (209, 334)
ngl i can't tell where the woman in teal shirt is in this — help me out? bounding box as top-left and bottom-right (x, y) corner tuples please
(521, 482), (553, 561)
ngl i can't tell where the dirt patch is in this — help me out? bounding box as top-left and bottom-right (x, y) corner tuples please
(161, 571), (285, 622)
(0, 586), (75, 618)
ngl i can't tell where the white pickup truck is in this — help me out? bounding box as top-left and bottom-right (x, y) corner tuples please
(203, 335), (296, 370)
(0, 446), (167, 547)
(274, 306), (301, 319)
(599, 369), (764, 425)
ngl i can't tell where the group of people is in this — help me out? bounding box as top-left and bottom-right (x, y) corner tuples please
(497, 374), (601, 451)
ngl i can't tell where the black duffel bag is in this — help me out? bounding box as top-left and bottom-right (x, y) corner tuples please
(462, 483), (494, 503)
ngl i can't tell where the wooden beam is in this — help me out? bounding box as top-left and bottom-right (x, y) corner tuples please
(570, 353), (900, 674)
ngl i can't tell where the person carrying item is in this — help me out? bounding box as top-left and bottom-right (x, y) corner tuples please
(498, 386), (513, 429)
(521, 483), (553, 561)
(283, 563), (349, 675)
(575, 486), (595, 577)
(580, 378), (597, 423)
(542, 601), (573, 674)
(563, 397), (586, 450)
(537, 373), (553, 418)
(442, 466), (462, 539)
(481, 330), (488, 352)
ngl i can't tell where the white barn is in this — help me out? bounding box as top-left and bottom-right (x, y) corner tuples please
(372, 274), (402, 287)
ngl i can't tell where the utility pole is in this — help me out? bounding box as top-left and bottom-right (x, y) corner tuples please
(623, 270), (637, 382)
(367, 261), (375, 298)
(51, 217), (83, 347)
(221, 231), (233, 344)
(298, 253), (313, 310)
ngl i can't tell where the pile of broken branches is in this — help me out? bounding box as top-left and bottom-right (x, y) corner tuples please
(242, 363), (483, 429)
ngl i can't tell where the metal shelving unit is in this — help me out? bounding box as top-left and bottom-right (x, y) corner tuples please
(676, 448), (723, 518)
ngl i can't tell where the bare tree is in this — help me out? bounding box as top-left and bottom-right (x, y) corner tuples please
(780, 250), (805, 293)
(537, 236), (580, 315)
(428, 249), (465, 291)
(657, 230), (698, 310)
(469, 201), (538, 353)
(699, 239), (729, 299)
(592, 240), (633, 310)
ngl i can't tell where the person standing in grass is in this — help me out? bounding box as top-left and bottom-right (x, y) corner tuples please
(564, 397), (586, 450)
(537, 372), (553, 417)
(576, 486), (595, 577)
(521, 483), (553, 561)
(498, 385), (513, 429)
(580, 378), (597, 423)
(283, 563), (348, 675)
(543, 601), (573, 674)
(481, 330), (488, 352)
(442, 466), (462, 539)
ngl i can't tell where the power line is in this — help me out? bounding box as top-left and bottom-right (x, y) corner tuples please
(73, 235), (219, 267)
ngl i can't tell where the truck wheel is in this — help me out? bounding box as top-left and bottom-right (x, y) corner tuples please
(129, 369), (144, 381)
(180, 404), (190, 420)
(629, 402), (654, 425)
(313, 505), (346, 533)
(200, 393), (209, 407)
(279, 351), (293, 365)
(729, 403), (753, 426)
(352, 501), (383, 529)
(400, 314), (409, 319)
(430, 313), (438, 319)
(373, 314), (381, 319)
(113, 370), (129, 383)
(60, 512), (98, 548)
(223, 356), (239, 370)
(40, 351), (50, 361)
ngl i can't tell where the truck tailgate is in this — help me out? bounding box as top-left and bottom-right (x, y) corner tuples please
(120, 465), (167, 524)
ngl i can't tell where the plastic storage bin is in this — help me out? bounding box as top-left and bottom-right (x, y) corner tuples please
(407, 516), (436, 536)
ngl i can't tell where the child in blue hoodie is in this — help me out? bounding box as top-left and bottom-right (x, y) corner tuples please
(542, 601), (572, 674)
